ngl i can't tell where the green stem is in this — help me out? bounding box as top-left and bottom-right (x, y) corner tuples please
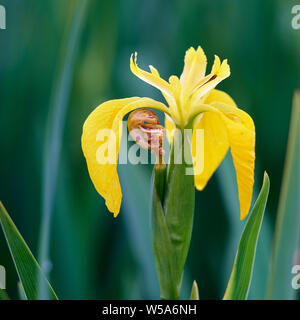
(151, 130), (195, 299)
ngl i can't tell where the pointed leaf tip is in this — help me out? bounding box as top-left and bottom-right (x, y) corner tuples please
(0, 202), (58, 300)
(190, 280), (199, 300)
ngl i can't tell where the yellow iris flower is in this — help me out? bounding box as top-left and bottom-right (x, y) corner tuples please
(81, 46), (255, 220)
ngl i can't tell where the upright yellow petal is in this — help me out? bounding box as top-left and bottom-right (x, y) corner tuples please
(212, 102), (255, 220)
(130, 53), (176, 108)
(180, 46), (207, 102)
(193, 112), (229, 190)
(82, 97), (170, 217)
(169, 75), (181, 98)
(190, 56), (230, 106)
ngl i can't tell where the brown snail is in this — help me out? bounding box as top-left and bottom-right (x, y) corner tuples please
(127, 108), (165, 162)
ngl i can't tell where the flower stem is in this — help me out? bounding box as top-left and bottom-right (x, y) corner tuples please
(151, 130), (195, 299)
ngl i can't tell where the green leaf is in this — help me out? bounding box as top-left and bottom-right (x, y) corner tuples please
(217, 154), (273, 299)
(151, 169), (179, 300)
(18, 282), (26, 300)
(223, 172), (270, 300)
(266, 91), (300, 299)
(190, 280), (199, 300)
(0, 202), (58, 300)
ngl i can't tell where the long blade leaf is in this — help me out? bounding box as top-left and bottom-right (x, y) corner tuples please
(38, 0), (88, 299)
(217, 153), (273, 299)
(0, 202), (58, 300)
(266, 91), (300, 299)
(38, 0), (88, 269)
(223, 172), (270, 300)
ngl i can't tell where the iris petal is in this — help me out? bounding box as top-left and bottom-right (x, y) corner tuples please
(82, 97), (170, 217)
(192, 89), (236, 192)
(165, 114), (176, 144)
(193, 112), (229, 191)
(190, 56), (230, 106)
(204, 89), (237, 108)
(211, 102), (255, 220)
(130, 53), (176, 108)
(82, 98), (138, 216)
(180, 46), (207, 103)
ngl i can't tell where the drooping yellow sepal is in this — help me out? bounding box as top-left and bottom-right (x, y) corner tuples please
(82, 97), (171, 217)
(191, 89), (255, 220)
(192, 89), (236, 190)
(193, 112), (229, 190)
(81, 98), (139, 216)
(212, 102), (255, 220)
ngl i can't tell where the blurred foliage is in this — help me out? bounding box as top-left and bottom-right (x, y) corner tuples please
(0, 0), (299, 299)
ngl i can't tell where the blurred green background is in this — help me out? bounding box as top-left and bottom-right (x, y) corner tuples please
(0, 0), (299, 299)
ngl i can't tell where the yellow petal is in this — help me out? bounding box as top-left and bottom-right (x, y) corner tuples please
(190, 56), (230, 106)
(180, 46), (207, 102)
(193, 112), (229, 190)
(204, 89), (237, 108)
(149, 66), (179, 119)
(212, 102), (255, 220)
(130, 53), (176, 108)
(82, 98), (137, 216)
(82, 97), (170, 217)
(168, 75), (181, 103)
(188, 91), (236, 185)
(165, 114), (176, 144)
